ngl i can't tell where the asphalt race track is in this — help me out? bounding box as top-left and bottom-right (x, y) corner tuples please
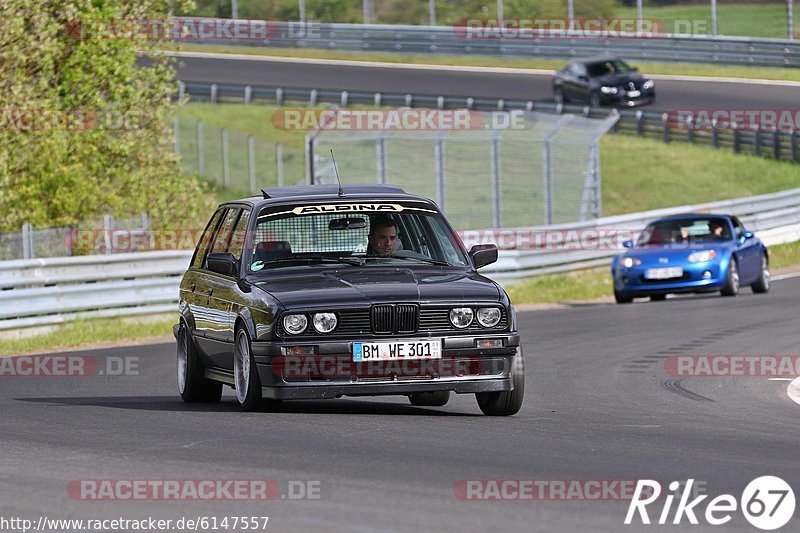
(2, 276), (799, 532)
(172, 53), (800, 112)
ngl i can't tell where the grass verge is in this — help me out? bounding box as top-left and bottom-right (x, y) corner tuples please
(506, 240), (800, 305)
(0, 315), (176, 357)
(172, 43), (800, 83)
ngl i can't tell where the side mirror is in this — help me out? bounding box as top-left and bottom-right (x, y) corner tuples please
(623, 240), (633, 249)
(470, 244), (498, 269)
(742, 231), (754, 240)
(206, 252), (238, 277)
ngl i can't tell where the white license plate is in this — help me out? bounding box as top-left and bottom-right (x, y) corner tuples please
(645, 267), (683, 280)
(353, 340), (442, 361)
(628, 90), (641, 98)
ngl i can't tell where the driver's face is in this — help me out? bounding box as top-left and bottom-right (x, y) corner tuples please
(369, 225), (397, 256)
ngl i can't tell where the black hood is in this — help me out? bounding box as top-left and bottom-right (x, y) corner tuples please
(252, 267), (501, 309)
(593, 72), (645, 86)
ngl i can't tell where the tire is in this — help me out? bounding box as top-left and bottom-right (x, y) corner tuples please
(751, 254), (770, 294)
(614, 290), (633, 304)
(476, 351), (524, 416)
(553, 87), (565, 105)
(234, 327), (281, 412)
(589, 91), (601, 108)
(409, 390), (450, 407)
(720, 258), (740, 297)
(650, 294), (667, 301)
(177, 323), (222, 403)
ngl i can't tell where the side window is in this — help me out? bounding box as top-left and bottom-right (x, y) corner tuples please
(191, 209), (224, 269)
(731, 217), (744, 238)
(228, 209), (251, 261)
(205, 208), (239, 268)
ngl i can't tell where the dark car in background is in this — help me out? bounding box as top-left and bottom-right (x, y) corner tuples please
(611, 214), (770, 303)
(553, 56), (655, 107)
(174, 184), (524, 416)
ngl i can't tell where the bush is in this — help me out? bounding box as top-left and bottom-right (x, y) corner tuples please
(0, 0), (215, 233)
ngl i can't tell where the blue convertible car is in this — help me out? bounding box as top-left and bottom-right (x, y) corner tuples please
(611, 214), (770, 303)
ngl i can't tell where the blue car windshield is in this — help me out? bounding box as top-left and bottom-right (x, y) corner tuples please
(637, 217), (732, 245)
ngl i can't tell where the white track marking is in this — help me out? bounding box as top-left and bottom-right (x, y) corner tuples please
(787, 376), (800, 406)
(168, 51), (800, 86)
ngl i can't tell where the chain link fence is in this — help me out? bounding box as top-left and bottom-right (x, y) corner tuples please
(307, 111), (618, 230)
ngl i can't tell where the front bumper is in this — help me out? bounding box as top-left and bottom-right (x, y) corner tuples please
(613, 261), (725, 296)
(603, 89), (655, 107)
(251, 334), (520, 400)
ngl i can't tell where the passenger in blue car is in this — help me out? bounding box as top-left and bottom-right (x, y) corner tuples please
(708, 220), (729, 240)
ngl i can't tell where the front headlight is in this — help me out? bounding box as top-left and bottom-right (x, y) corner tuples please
(477, 307), (502, 328)
(283, 314), (308, 335)
(643, 79), (654, 90)
(449, 307), (474, 329)
(312, 312), (337, 333)
(621, 257), (642, 268)
(688, 250), (716, 263)
(600, 86), (618, 94)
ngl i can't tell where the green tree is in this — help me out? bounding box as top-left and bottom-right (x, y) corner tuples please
(0, 0), (214, 233)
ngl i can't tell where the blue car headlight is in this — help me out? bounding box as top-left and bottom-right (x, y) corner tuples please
(621, 257), (642, 268)
(688, 250), (716, 263)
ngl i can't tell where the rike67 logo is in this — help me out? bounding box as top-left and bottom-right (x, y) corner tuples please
(625, 477), (795, 530)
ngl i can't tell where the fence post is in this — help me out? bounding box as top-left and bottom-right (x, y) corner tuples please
(435, 136), (445, 212)
(196, 119), (205, 177)
(687, 115), (694, 143)
(248, 135), (256, 193)
(173, 117), (180, 155)
(773, 130), (781, 160)
(490, 134), (502, 228)
(711, 119), (719, 148)
(21, 223), (33, 259)
(341, 90), (349, 107)
(276, 88), (284, 106)
(662, 112), (670, 143)
(543, 139), (553, 225)
(178, 80), (185, 100)
(222, 128), (230, 188)
(310, 89), (318, 106)
(210, 83), (218, 104)
(276, 143), (284, 186)
(635, 110), (644, 136)
(103, 215), (114, 255)
(733, 123), (741, 153)
(792, 129), (798, 162)
(376, 136), (387, 184)
(244, 85), (252, 105)
(754, 126), (762, 156)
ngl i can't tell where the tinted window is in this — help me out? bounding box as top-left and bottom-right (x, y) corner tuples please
(637, 217), (731, 245)
(228, 209), (251, 261)
(191, 209), (224, 268)
(207, 208), (239, 262)
(586, 59), (632, 77)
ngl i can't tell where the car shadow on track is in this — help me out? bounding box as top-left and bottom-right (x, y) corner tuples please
(15, 396), (481, 416)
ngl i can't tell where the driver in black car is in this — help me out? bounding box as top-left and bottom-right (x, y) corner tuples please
(367, 216), (399, 257)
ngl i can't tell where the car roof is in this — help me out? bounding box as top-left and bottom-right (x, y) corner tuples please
(649, 213), (734, 224)
(220, 184), (437, 209)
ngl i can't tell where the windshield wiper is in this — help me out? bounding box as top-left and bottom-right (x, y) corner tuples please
(264, 256), (365, 267)
(383, 255), (453, 266)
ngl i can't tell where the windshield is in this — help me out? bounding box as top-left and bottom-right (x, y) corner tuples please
(248, 202), (469, 271)
(586, 59), (633, 77)
(637, 217), (732, 246)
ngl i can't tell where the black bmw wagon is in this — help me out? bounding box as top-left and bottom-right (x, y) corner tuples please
(174, 184), (524, 415)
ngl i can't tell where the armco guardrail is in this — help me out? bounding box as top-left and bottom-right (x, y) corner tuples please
(180, 19), (800, 68)
(3, 188), (800, 331)
(178, 81), (800, 163)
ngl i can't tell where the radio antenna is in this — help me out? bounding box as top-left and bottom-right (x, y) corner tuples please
(330, 149), (345, 197)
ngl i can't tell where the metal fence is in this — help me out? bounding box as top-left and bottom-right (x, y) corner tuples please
(173, 116), (302, 195)
(181, 19), (800, 68)
(306, 110), (618, 229)
(178, 82), (800, 164)
(0, 215), (150, 261)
